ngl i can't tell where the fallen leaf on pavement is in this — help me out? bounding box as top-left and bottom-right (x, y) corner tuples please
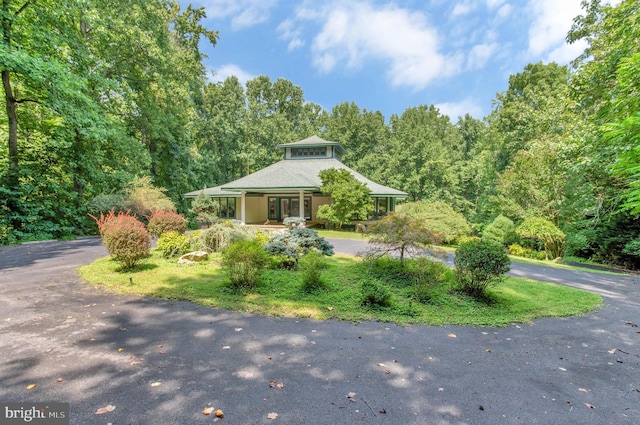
(579, 388), (588, 392)
(118, 348), (124, 352)
(448, 333), (457, 338)
(150, 382), (161, 387)
(608, 348), (616, 354)
(584, 403), (595, 409)
(267, 412), (278, 420)
(347, 392), (357, 402)
(215, 409), (224, 418)
(56, 378), (63, 382)
(95, 405), (116, 415)
(269, 380), (284, 389)
(26, 384), (36, 389)
(379, 408), (386, 414)
(203, 407), (215, 415)
(377, 363), (386, 367)
(385, 370), (391, 374)
(118, 327), (126, 331)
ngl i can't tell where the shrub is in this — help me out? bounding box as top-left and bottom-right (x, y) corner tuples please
(198, 222), (252, 252)
(157, 231), (190, 258)
(299, 251), (328, 292)
(482, 215), (515, 245)
(125, 176), (175, 216)
(515, 216), (566, 260)
(222, 239), (269, 289)
(283, 216), (306, 228)
(265, 228), (334, 261)
(454, 240), (510, 298)
(92, 212), (150, 269)
(189, 192), (219, 227)
(361, 280), (392, 307)
(147, 210), (187, 237)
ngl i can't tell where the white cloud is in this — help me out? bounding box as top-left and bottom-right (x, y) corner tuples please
(496, 4), (512, 19)
(526, 0), (584, 58)
(293, 1), (462, 90)
(201, 0), (278, 30)
(209, 64), (255, 86)
(277, 19), (305, 51)
(486, 0), (506, 8)
(436, 99), (485, 120)
(545, 38), (588, 64)
(452, 1), (477, 17)
(467, 42), (499, 69)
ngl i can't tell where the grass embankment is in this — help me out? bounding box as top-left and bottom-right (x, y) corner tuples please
(79, 251), (602, 327)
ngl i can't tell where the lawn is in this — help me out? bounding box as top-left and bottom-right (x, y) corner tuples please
(78, 250), (603, 327)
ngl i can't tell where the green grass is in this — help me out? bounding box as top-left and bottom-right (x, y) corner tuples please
(316, 229), (369, 240)
(79, 250), (603, 327)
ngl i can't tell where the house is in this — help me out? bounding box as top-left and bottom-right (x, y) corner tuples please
(183, 135), (407, 224)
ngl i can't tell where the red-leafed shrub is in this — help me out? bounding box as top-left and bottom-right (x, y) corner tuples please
(90, 211), (150, 269)
(146, 210), (187, 237)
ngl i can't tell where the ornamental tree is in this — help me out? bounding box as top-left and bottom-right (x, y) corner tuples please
(515, 216), (566, 260)
(316, 168), (373, 228)
(365, 213), (440, 264)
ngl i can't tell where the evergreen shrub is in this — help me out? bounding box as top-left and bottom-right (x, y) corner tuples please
(454, 240), (510, 298)
(265, 228), (334, 262)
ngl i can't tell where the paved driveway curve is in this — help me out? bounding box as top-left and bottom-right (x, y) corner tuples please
(0, 238), (638, 425)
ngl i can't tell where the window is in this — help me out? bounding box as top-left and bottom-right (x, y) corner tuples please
(372, 198), (388, 217)
(219, 198), (236, 218)
(291, 147), (326, 157)
(268, 196), (311, 221)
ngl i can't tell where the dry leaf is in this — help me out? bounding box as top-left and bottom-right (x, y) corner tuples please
(118, 327), (126, 331)
(267, 412), (278, 420)
(579, 388), (588, 393)
(558, 367), (567, 371)
(438, 387), (445, 392)
(118, 348), (124, 352)
(327, 307), (333, 311)
(150, 382), (161, 387)
(203, 407), (215, 415)
(26, 384), (36, 389)
(130, 361), (141, 365)
(584, 403), (596, 409)
(385, 370), (391, 374)
(222, 346), (230, 350)
(608, 348), (616, 354)
(215, 409), (224, 418)
(448, 333), (457, 338)
(347, 392), (357, 398)
(377, 363), (386, 367)
(157, 345), (163, 349)
(379, 408), (386, 414)
(56, 378), (63, 382)
(95, 405), (116, 415)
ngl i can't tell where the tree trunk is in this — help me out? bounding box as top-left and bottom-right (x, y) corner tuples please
(2, 70), (19, 188)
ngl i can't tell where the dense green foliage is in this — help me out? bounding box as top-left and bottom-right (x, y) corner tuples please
(298, 250), (328, 292)
(221, 239), (269, 289)
(2, 0), (639, 270)
(454, 240), (511, 297)
(316, 168), (373, 228)
(156, 231), (190, 258)
(396, 201), (471, 244)
(482, 215), (515, 245)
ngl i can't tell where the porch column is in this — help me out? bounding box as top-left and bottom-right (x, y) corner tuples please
(299, 190), (305, 219)
(240, 191), (246, 224)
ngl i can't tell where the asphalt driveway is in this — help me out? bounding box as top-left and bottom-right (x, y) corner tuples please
(0, 238), (638, 424)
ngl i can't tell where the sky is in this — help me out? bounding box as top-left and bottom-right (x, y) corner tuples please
(192, 0), (593, 121)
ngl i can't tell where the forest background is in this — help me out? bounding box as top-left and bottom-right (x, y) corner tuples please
(1, 0), (639, 269)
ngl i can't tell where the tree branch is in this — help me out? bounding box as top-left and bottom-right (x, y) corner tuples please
(15, 0), (33, 16)
(15, 97), (40, 104)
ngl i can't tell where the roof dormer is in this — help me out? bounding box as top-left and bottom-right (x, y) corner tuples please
(277, 135), (345, 161)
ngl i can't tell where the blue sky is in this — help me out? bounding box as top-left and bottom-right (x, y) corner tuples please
(193, 0), (593, 121)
